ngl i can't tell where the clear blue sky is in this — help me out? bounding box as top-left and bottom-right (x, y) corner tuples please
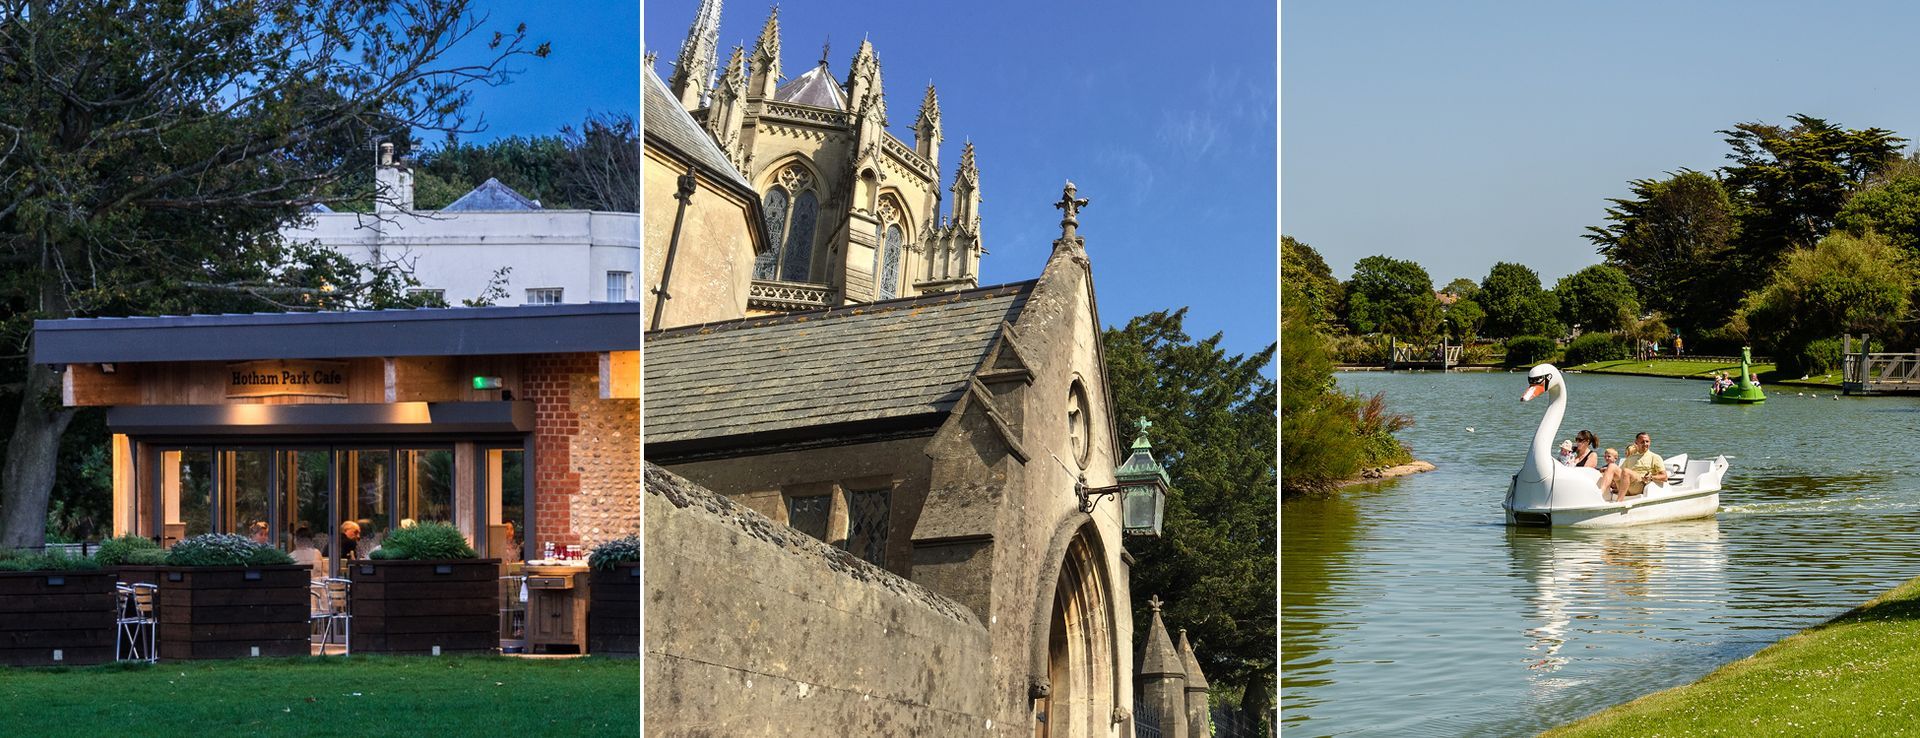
(1284, 1), (1920, 287)
(646, 0), (1278, 362)
(441, 0), (639, 144)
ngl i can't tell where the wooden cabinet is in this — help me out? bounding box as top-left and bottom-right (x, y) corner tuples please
(524, 564), (590, 653)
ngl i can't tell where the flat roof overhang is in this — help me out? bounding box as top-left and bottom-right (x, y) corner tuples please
(108, 401), (535, 437)
(33, 303), (640, 365)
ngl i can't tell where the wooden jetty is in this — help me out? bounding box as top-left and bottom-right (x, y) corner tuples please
(1841, 334), (1920, 395)
(1386, 338), (1464, 371)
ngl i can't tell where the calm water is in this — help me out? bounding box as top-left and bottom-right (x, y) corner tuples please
(1282, 371), (1920, 737)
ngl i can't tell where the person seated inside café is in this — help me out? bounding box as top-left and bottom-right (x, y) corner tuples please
(290, 525), (325, 580)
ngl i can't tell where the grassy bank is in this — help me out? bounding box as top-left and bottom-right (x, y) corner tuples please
(1544, 574), (1920, 737)
(1563, 358), (1842, 389)
(0, 655), (637, 737)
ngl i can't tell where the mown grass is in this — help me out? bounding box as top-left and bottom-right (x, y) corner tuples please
(1563, 358), (1843, 388)
(0, 655), (637, 737)
(1544, 575), (1920, 737)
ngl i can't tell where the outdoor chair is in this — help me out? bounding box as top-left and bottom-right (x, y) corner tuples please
(114, 582), (158, 663)
(309, 577), (352, 654)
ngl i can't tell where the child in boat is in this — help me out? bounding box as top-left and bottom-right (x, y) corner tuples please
(1597, 433), (1666, 501)
(1557, 440), (1575, 465)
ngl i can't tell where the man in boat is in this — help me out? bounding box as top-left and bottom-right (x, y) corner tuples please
(1598, 432), (1667, 501)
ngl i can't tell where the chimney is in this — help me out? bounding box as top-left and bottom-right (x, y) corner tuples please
(375, 142), (414, 212)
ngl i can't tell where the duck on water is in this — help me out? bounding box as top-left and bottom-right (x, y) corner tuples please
(1503, 364), (1730, 527)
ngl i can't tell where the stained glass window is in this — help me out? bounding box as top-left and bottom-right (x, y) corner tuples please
(781, 191), (818, 282)
(757, 188), (788, 280)
(786, 494), (830, 542)
(847, 489), (891, 567)
(879, 225), (903, 299)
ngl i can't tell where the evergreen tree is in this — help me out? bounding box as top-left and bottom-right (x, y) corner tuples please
(1585, 170), (1741, 335)
(1106, 308), (1276, 731)
(1721, 115), (1904, 276)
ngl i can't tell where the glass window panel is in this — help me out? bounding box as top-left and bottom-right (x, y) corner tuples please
(757, 188), (788, 279)
(491, 448), (526, 561)
(223, 450), (272, 545)
(786, 495), (830, 542)
(339, 450), (391, 563)
(607, 271), (631, 302)
(780, 191), (818, 282)
(401, 449), (454, 526)
(166, 449), (214, 543)
(280, 450), (331, 579)
(526, 288), (563, 305)
(847, 489), (891, 567)
(880, 225), (903, 299)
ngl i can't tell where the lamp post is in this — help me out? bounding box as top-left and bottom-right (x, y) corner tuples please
(1077, 417), (1172, 537)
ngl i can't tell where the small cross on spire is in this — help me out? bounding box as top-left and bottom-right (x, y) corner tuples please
(1148, 594), (1163, 613)
(1054, 181), (1091, 242)
(820, 37), (831, 67)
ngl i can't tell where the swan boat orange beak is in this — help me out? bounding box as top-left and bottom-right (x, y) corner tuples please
(1522, 375), (1548, 402)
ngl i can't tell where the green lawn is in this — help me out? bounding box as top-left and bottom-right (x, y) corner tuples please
(1544, 574), (1920, 737)
(0, 655), (637, 737)
(1562, 358), (1843, 388)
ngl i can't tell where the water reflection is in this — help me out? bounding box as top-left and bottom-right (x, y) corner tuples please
(1283, 372), (1920, 736)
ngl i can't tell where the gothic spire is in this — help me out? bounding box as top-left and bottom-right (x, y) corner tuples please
(668, 0), (723, 111)
(915, 82), (941, 130)
(951, 140), (981, 229)
(747, 5), (781, 99)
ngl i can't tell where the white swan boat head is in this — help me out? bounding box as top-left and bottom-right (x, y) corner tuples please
(1504, 363), (1729, 527)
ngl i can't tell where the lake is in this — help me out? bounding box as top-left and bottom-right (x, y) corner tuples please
(1282, 370), (1920, 736)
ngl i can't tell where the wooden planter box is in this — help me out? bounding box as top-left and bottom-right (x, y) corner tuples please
(587, 563), (638, 657)
(115, 564), (310, 660)
(0, 570), (117, 666)
(350, 559), (500, 654)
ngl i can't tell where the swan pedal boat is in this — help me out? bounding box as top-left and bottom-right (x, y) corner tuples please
(1502, 364), (1730, 528)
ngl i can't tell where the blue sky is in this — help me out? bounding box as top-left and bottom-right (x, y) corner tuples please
(646, 0), (1279, 362)
(1284, 0), (1920, 287)
(438, 0), (639, 144)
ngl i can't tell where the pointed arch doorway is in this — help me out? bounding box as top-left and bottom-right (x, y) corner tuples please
(1034, 530), (1117, 738)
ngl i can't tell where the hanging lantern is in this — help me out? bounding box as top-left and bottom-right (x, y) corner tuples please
(1078, 417), (1171, 537)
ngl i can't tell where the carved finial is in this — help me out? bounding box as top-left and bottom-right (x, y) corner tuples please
(643, 50), (658, 68)
(1136, 416), (1152, 436)
(1148, 594), (1163, 613)
(1054, 180), (1090, 242)
(820, 37), (831, 67)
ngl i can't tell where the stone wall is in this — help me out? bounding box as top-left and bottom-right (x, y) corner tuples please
(645, 464), (999, 736)
(643, 147), (758, 329)
(523, 353), (639, 549)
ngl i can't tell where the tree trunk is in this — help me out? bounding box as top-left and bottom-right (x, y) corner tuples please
(0, 345), (74, 548)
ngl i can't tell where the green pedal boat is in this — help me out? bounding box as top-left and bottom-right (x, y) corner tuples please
(1709, 347), (1767, 404)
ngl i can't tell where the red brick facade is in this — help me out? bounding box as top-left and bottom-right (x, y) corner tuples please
(523, 352), (640, 551)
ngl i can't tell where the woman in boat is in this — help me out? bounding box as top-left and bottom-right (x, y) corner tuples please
(1571, 430), (1600, 468)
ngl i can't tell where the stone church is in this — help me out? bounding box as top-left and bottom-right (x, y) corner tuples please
(662, 0), (984, 314)
(642, 3), (1212, 736)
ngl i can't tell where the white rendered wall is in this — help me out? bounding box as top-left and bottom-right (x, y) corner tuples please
(283, 210), (641, 306)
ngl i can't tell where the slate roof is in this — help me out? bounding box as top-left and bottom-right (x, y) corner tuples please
(441, 177), (541, 212)
(643, 281), (1036, 449)
(643, 66), (754, 194)
(774, 64), (847, 111)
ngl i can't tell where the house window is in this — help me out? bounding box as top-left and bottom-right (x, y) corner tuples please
(786, 494), (830, 542)
(525, 288), (563, 305)
(606, 271), (631, 302)
(407, 288), (445, 305)
(756, 166), (819, 283)
(846, 488), (890, 567)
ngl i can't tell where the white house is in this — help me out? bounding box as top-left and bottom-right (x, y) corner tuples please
(283, 143), (641, 307)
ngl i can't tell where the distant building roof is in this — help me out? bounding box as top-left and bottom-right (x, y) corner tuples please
(774, 64), (847, 110)
(643, 66), (754, 194)
(643, 281), (1036, 456)
(441, 177), (541, 212)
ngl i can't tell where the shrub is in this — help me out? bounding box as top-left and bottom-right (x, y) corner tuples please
(1328, 333), (1390, 365)
(93, 535), (162, 567)
(124, 548), (169, 566)
(375, 522), (477, 560)
(165, 533), (293, 567)
(0, 548), (102, 572)
(1460, 342), (1495, 365)
(1786, 337), (1845, 376)
(1563, 332), (1633, 367)
(588, 535), (640, 571)
(1504, 335), (1559, 367)
(1349, 392), (1415, 468)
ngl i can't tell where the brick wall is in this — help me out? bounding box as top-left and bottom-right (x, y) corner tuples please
(523, 353), (639, 550)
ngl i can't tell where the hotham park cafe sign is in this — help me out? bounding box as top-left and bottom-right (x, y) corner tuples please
(226, 360), (348, 399)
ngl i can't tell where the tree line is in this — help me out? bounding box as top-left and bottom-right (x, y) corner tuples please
(1288, 113), (1920, 378)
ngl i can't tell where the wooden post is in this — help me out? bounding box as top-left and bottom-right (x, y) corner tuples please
(1387, 336), (1396, 370)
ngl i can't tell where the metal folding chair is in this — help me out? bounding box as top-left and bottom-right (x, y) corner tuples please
(115, 583), (157, 662)
(309, 577), (351, 654)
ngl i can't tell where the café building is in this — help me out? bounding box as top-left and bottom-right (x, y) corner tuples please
(32, 303), (639, 574)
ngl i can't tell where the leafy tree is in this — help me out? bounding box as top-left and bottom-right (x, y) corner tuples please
(0, 0), (546, 546)
(1740, 231), (1917, 375)
(1479, 262), (1561, 338)
(1836, 175), (1920, 254)
(1721, 115), (1905, 273)
(1441, 278), (1480, 300)
(1343, 255), (1440, 338)
(1585, 170), (1740, 335)
(1555, 264), (1639, 333)
(1282, 236), (1343, 330)
(1441, 298), (1485, 342)
(1107, 308), (1275, 731)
